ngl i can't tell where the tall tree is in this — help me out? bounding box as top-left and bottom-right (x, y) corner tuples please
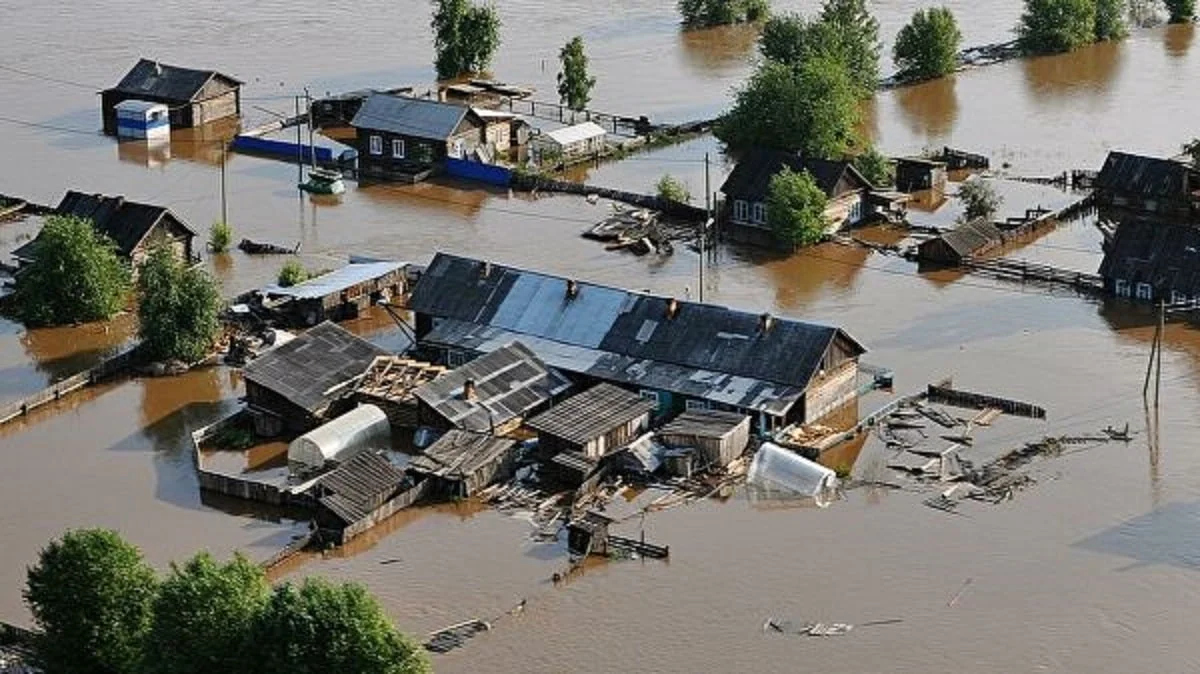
(251, 579), (431, 674)
(8, 215), (130, 326)
(715, 57), (860, 157)
(820, 0), (881, 94)
(958, 178), (1003, 221)
(893, 7), (963, 80)
(1094, 0), (1128, 39)
(678, 0), (770, 27)
(1164, 0), (1196, 22)
(137, 245), (222, 363)
(852, 144), (893, 187)
(767, 167), (829, 247)
(142, 552), (271, 674)
(759, 14), (842, 68)
(557, 36), (596, 111)
(431, 0), (501, 79)
(1017, 0), (1097, 53)
(24, 529), (158, 674)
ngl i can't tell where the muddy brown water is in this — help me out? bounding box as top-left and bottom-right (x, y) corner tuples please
(2, 2), (1200, 671)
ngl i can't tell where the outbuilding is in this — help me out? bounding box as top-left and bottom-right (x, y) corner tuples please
(112, 100), (170, 140)
(895, 157), (948, 194)
(287, 404), (391, 477)
(101, 59), (241, 134)
(527, 383), (656, 459)
(916, 217), (1005, 266)
(311, 451), (424, 545)
(407, 430), (519, 498)
(255, 259), (407, 327)
(657, 409), (751, 470)
(531, 122), (607, 164)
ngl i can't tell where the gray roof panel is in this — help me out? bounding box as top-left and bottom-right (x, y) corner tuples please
(350, 93), (471, 141)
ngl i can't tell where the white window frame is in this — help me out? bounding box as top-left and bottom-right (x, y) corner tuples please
(369, 135), (382, 155)
(685, 399), (710, 412)
(849, 195), (863, 223)
(1172, 290), (1188, 305)
(639, 390), (661, 406)
(1136, 282), (1153, 300)
(733, 199), (749, 223)
(391, 139), (406, 159)
(1115, 279), (1130, 297)
(752, 202), (767, 225)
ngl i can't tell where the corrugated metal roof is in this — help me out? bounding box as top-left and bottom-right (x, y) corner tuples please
(719, 148), (873, 202)
(260, 261), (403, 300)
(527, 383), (655, 445)
(106, 58), (240, 102)
(413, 341), (571, 433)
(350, 93), (471, 141)
(543, 122), (606, 146)
(408, 430), (517, 481)
(1099, 220), (1200, 296)
(316, 451), (406, 524)
(1096, 151), (1194, 200)
(244, 322), (388, 414)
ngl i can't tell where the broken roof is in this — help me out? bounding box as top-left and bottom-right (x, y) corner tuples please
(1095, 151), (1195, 199)
(413, 341), (571, 433)
(315, 451), (406, 525)
(407, 430), (516, 481)
(244, 322), (388, 414)
(356, 357), (447, 404)
(13, 191), (195, 261)
(106, 58), (241, 102)
(527, 383), (655, 446)
(719, 148), (873, 202)
(350, 93), (473, 141)
(1099, 220), (1200, 296)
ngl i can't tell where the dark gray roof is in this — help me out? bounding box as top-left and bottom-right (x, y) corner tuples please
(550, 450), (599, 474)
(349, 93), (472, 141)
(407, 430), (517, 481)
(926, 217), (1004, 257)
(719, 149), (873, 202)
(244, 322), (388, 414)
(527, 383), (655, 446)
(13, 191), (195, 261)
(1095, 151), (1194, 199)
(659, 409), (749, 439)
(409, 253), (866, 398)
(316, 451), (406, 524)
(413, 341), (571, 433)
(106, 58), (241, 102)
(1099, 220), (1200, 296)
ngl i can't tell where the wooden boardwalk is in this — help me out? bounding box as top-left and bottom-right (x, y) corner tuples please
(959, 257), (1104, 295)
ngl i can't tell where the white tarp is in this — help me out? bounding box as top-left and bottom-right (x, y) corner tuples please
(288, 405), (390, 475)
(747, 442), (839, 507)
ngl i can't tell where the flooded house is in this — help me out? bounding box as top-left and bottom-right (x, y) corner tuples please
(350, 92), (486, 182)
(916, 217), (1005, 266)
(11, 191), (197, 271)
(408, 253), (867, 433)
(407, 430), (520, 498)
(657, 409), (751, 471)
(527, 383), (656, 459)
(530, 121), (607, 164)
(311, 450), (425, 545)
(355, 356), (448, 428)
(719, 149), (874, 248)
(412, 341), (572, 435)
(1094, 151), (1200, 219)
(287, 404), (391, 477)
(101, 58), (241, 134)
(1099, 219), (1200, 303)
(895, 157), (948, 194)
(243, 321), (388, 436)
(252, 259), (407, 327)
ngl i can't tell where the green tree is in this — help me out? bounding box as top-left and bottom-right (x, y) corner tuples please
(678, 0), (770, 27)
(852, 145), (892, 187)
(557, 36), (596, 111)
(251, 579), (431, 674)
(1094, 0), (1128, 39)
(137, 245), (222, 363)
(958, 178), (1003, 221)
(8, 215), (130, 326)
(893, 7), (963, 80)
(655, 174), (692, 203)
(716, 57), (860, 157)
(24, 529), (157, 674)
(278, 259), (309, 287)
(209, 220), (233, 253)
(1165, 0), (1196, 22)
(142, 552), (271, 674)
(820, 0), (881, 95)
(767, 167), (829, 247)
(759, 9), (878, 97)
(1017, 0), (1097, 53)
(431, 0), (501, 79)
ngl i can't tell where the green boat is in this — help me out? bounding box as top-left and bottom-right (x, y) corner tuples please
(299, 167), (345, 195)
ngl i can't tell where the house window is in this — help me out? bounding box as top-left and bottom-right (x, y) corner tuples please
(1172, 290), (1189, 305)
(1136, 282), (1153, 300)
(849, 196), (863, 223)
(733, 200), (749, 222)
(392, 139), (405, 159)
(369, 135), (382, 155)
(752, 202), (767, 225)
(639, 390), (661, 407)
(685, 399), (710, 412)
(447, 350), (472, 367)
(1115, 279), (1131, 297)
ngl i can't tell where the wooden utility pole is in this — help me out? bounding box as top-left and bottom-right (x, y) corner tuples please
(219, 144), (228, 226)
(295, 95), (303, 184)
(700, 152), (710, 303)
(1143, 299), (1165, 405)
(305, 87), (315, 170)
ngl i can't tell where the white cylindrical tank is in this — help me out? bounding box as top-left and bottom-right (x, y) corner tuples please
(288, 404), (390, 476)
(747, 442), (839, 507)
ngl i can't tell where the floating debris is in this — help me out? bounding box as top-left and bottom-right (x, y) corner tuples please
(425, 619), (491, 654)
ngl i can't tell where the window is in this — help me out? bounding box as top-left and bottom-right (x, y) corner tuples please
(752, 202), (767, 225)
(1173, 290), (1189, 305)
(1115, 279), (1130, 297)
(640, 390), (661, 407)
(733, 200), (749, 222)
(447, 350), (472, 367)
(849, 196), (863, 223)
(391, 139), (405, 159)
(685, 399), (710, 412)
(1136, 283), (1153, 300)
(369, 135), (382, 155)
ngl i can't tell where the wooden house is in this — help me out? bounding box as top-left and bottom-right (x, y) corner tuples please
(350, 93), (485, 182)
(101, 59), (241, 134)
(895, 157), (948, 194)
(527, 383), (655, 459)
(355, 357), (448, 428)
(917, 217), (1005, 266)
(408, 253), (867, 433)
(243, 322), (388, 436)
(531, 122), (607, 164)
(1099, 219), (1200, 303)
(255, 260), (407, 327)
(1094, 151), (1200, 219)
(12, 191), (196, 271)
(657, 410), (751, 470)
(407, 430), (519, 498)
(720, 149), (875, 249)
(311, 451), (426, 545)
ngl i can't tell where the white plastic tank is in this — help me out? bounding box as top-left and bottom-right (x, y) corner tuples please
(747, 442), (839, 507)
(288, 405), (390, 476)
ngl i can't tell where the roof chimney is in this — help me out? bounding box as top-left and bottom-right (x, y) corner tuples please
(565, 279), (579, 300)
(154, 61), (162, 76)
(666, 297), (680, 320)
(759, 312), (775, 333)
(479, 261), (492, 278)
(462, 379), (477, 401)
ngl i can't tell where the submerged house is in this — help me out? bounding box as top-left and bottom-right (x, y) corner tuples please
(350, 93), (485, 182)
(408, 253), (867, 432)
(720, 149), (874, 248)
(895, 157), (948, 194)
(527, 383), (656, 459)
(312, 451), (424, 545)
(101, 59), (241, 134)
(916, 217), (1005, 266)
(243, 321), (388, 436)
(1094, 151), (1200, 219)
(1099, 219), (1200, 303)
(12, 191), (196, 270)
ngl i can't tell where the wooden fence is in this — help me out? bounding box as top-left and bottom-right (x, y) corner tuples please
(959, 257), (1103, 295)
(505, 99), (648, 137)
(0, 345), (141, 426)
(927, 383), (1047, 419)
(516, 175), (708, 221)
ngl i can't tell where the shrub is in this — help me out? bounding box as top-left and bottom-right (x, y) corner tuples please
(277, 260), (309, 287)
(209, 221), (233, 253)
(656, 174), (692, 203)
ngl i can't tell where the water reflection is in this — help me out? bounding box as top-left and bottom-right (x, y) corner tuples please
(20, 315), (135, 380)
(1021, 40), (1124, 100)
(754, 242), (870, 311)
(116, 139), (171, 169)
(894, 76), (960, 140)
(677, 23), (760, 75)
(1165, 23), (1196, 57)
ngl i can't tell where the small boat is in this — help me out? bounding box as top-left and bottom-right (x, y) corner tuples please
(299, 167), (345, 195)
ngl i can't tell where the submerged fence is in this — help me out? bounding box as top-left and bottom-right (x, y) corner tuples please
(0, 345), (141, 426)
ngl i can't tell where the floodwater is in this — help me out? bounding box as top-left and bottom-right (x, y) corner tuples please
(3, 1), (1200, 671)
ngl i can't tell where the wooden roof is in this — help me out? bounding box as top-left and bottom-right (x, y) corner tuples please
(1095, 151), (1194, 199)
(106, 58), (241, 102)
(659, 409), (749, 439)
(13, 191), (195, 261)
(315, 451), (406, 525)
(407, 430), (516, 481)
(921, 217), (1004, 258)
(356, 357), (447, 404)
(527, 383), (655, 445)
(1099, 220), (1200, 296)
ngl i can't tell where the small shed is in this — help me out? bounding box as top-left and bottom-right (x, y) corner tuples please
(658, 409), (751, 470)
(101, 59), (241, 134)
(532, 122), (607, 163)
(287, 404), (391, 477)
(355, 356), (448, 428)
(567, 510), (614, 557)
(917, 217), (1005, 266)
(527, 383), (656, 459)
(545, 450), (602, 490)
(895, 157), (948, 194)
(311, 451), (419, 545)
(407, 430), (519, 498)
(113, 100), (170, 140)
(257, 260), (407, 327)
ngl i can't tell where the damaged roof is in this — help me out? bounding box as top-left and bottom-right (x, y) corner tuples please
(413, 341), (571, 433)
(408, 430), (517, 481)
(315, 451), (406, 525)
(1099, 220), (1200, 296)
(244, 322), (388, 414)
(106, 58), (241, 102)
(719, 148), (873, 202)
(527, 383), (655, 445)
(1095, 151), (1194, 199)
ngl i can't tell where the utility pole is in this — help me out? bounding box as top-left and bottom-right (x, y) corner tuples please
(1156, 298), (1164, 405)
(219, 144), (228, 226)
(295, 95), (303, 184)
(305, 87), (315, 170)
(701, 152), (710, 303)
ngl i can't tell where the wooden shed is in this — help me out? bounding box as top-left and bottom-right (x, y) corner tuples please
(311, 451), (425, 545)
(407, 430), (519, 498)
(101, 59), (241, 134)
(917, 217), (1005, 266)
(657, 410), (751, 470)
(895, 157), (948, 194)
(527, 383), (656, 459)
(567, 510), (614, 557)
